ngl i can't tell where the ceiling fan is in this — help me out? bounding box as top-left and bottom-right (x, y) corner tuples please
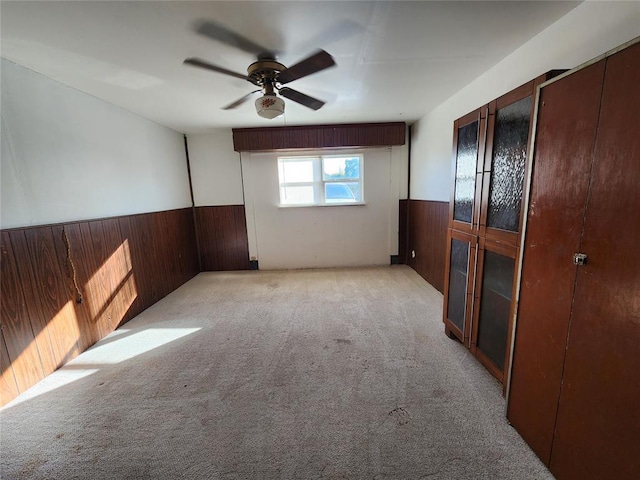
(184, 20), (336, 119)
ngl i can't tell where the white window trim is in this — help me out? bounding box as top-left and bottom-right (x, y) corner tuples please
(277, 153), (365, 207)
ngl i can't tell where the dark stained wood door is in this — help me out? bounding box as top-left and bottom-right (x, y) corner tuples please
(549, 41), (640, 480)
(507, 59), (606, 463)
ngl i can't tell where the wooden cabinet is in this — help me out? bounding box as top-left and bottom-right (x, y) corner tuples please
(443, 74), (556, 385)
(507, 40), (640, 480)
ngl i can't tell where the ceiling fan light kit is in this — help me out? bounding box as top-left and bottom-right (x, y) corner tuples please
(184, 20), (336, 119)
(255, 94), (284, 119)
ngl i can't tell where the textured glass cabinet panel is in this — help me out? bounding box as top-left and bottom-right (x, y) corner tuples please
(453, 121), (479, 223)
(487, 96), (533, 232)
(447, 239), (470, 333)
(477, 251), (515, 371)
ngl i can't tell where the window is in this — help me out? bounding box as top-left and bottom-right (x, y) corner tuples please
(278, 154), (363, 206)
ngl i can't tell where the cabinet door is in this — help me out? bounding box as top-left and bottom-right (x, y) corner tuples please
(471, 239), (517, 383)
(506, 59), (606, 464)
(443, 230), (477, 345)
(450, 109), (486, 234)
(549, 41), (640, 480)
(481, 84), (534, 244)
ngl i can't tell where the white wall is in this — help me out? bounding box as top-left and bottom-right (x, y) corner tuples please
(187, 131), (244, 206)
(410, 0), (640, 201)
(1, 59), (191, 229)
(242, 146), (407, 269)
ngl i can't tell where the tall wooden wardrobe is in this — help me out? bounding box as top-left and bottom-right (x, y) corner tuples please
(507, 39), (640, 479)
(442, 72), (561, 386)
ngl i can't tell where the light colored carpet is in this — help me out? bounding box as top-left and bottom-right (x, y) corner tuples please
(1, 266), (552, 479)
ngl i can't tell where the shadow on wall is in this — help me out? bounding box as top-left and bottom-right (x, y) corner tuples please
(0, 209), (199, 407)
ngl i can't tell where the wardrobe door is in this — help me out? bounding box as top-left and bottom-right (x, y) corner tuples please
(471, 239), (517, 383)
(481, 87), (534, 244)
(549, 41), (640, 480)
(506, 59), (606, 463)
(443, 230), (477, 345)
(450, 109), (485, 234)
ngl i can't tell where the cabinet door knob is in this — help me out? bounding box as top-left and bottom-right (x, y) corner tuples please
(573, 253), (588, 266)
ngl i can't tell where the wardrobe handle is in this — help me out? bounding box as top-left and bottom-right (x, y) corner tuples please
(573, 253), (588, 266)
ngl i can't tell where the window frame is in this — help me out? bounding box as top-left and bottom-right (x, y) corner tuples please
(277, 153), (364, 207)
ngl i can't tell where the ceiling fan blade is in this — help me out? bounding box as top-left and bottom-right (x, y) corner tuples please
(279, 87), (325, 111)
(222, 90), (261, 110)
(183, 58), (257, 84)
(277, 50), (335, 84)
(194, 20), (276, 59)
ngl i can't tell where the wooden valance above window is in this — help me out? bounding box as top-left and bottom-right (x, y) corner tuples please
(232, 122), (406, 152)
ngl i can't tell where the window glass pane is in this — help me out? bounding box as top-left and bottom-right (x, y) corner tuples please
(476, 251), (515, 371)
(325, 182), (359, 203)
(344, 182), (361, 202)
(323, 156), (360, 181)
(447, 238), (469, 333)
(280, 159), (314, 183)
(278, 154), (363, 206)
(487, 96), (533, 232)
(453, 121), (478, 223)
(280, 186), (314, 204)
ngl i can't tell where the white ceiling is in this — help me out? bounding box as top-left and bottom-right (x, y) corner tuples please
(0, 1), (579, 133)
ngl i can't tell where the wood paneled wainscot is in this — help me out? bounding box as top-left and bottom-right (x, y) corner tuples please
(404, 199), (449, 294)
(195, 205), (250, 271)
(0, 208), (199, 407)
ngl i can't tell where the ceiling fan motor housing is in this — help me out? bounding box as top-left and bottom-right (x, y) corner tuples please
(247, 59), (285, 86)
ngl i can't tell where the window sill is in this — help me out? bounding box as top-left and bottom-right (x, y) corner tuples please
(278, 202), (367, 209)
